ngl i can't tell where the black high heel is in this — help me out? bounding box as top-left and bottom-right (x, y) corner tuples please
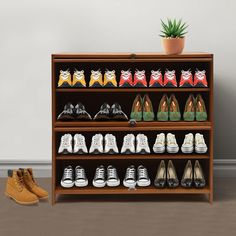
(194, 160), (206, 188)
(167, 160), (179, 188)
(154, 160), (166, 188)
(181, 160), (193, 188)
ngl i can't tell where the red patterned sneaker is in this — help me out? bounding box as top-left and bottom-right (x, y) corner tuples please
(119, 70), (133, 87)
(133, 70), (147, 87)
(163, 70), (177, 87)
(149, 70), (163, 87)
(194, 70), (208, 87)
(179, 70), (193, 87)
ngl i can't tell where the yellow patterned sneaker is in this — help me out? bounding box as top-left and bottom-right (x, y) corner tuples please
(72, 69), (86, 87)
(104, 70), (117, 87)
(58, 70), (72, 87)
(89, 70), (103, 87)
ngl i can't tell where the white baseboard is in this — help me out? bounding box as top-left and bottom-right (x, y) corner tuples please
(0, 159), (236, 178)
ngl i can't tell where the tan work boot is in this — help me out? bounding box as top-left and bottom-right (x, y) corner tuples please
(5, 170), (39, 205)
(20, 168), (49, 200)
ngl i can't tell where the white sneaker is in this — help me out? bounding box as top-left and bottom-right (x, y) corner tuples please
(61, 166), (74, 188)
(123, 165), (136, 188)
(181, 133), (194, 153)
(104, 134), (119, 154)
(107, 165), (120, 187)
(167, 133), (179, 153)
(195, 133), (208, 153)
(121, 134), (135, 154)
(89, 134), (103, 154)
(153, 133), (165, 153)
(137, 165), (150, 187)
(136, 134), (150, 154)
(74, 166), (88, 187)
(93, 165), (106, 187)
(74, 134), (88, 154)
(58, 134), (73, 154)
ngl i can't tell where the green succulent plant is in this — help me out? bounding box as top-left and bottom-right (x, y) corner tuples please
(160, 18), (188, 38)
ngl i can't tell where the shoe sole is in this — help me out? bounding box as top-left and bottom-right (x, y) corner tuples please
(167, 147), (179, 153)
(5, 192), (39, 205)
(58, 150), (73, 155)
(121, 150), (135, 154)
(164, 82), (177, 88)
(73, 83), (86, 88)
(105, 150), (119, 154)
(93, 115), (111, 120)
(194, 83), (208, 88)
(133, 82), (147, 87)
(93, 181), (106, 188)
(39, 196), (49, 200)
(75, 180), (88, 187)
(89, 149), (103, 154)
(149, 83), (163, 88)
(58, 83), (71, 88)
(123, 181), (136, 188)
(153, 146), (165, 153)
(195, 147), (208, 154)
(136, 149), (150, 154)
(179, 83), (193, 88)
(181, 146), (194, 153)
(137, 179), (151, 187)
(107, 180), (120, 187)
(60, 181), (74, 188)
(73, 150), (88, 155)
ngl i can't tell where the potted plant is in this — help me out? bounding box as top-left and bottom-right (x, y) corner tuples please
(160, 18), (188, 55)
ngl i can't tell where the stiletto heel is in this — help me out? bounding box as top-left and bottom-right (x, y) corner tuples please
(154, 160), (166, 188)
(167, 160), (179, 188)
(181, 160), (193, 188)
(194, 160), (206, 188)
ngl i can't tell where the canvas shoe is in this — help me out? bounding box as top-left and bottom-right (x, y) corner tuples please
(74, 102), (92, 120)
(195, 133), (207, 153)
(75, 166), (88, 187)
(104, 70), (117, 87)
(163, 70), (177, 87)
(133, 70), (147, 87)
(194, 70), (208, 87)
(137, 165), (150, 187)
(181, 133), (194, 153)
(136, 134), (150, 154)
(119, 70), (133, 87)
(107, 165), (120, 187)
(61, 166), (74, 188)
(110, 103), (128, 121)
(72, 69), (86, 87)
(166, 133), (179, 153)
(179, 70), (193, 87)
(89, 134), (103, 154)
(89, 70), (103, 87)
(123, 165), (136, 188)
(153, 133), (165, 153)
(74, 134), (88, 154)
(149, 70), (163, 87)
(93, 165), (106, 188)
(94, 103), (111, 120)
(58, 70), (72, 87)
(58, 134), (73, 154)
(57, 103), (75, 120)
(104, 134), (119, 154)
(121, 134), (135, 154)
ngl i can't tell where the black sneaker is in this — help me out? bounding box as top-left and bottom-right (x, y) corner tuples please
(93, 165), (106, 187)
(110, 103), (128, 121)
(107, 165), (120, 187)
(57, 103), (75, 120)
(123, 165), (136, 188)
(137, 165), (150, 187)
(60, 165), (74, 188)
(74, 103), (92, 120)
(93, 103), (111, 120)
(75, 166), (88, 187)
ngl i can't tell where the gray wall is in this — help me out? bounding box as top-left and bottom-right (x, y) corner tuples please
(0, 0), (235, 162)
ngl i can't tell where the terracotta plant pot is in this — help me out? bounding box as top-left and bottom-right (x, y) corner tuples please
(161, 37), (185, 55)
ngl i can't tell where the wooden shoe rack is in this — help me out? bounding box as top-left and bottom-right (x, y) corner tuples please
(51, 53), (214, 204)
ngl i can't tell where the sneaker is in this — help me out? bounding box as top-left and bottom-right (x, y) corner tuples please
(93, 103), (111, 120)
(74, 103), (92, 120)
(149, 70), (163, 87)
(72, 69), (86, 87)
(121, 134), (135, 154)
(136, 134), (150, 154)
(104, 134), (119, 154)
(181, 133), (194, 153)
(179, 70), (193, 87)
(74, 134), (88, 154)
(133, 70), (147, 87)
(153, 133), (165, 153)
(123, 165), (136, 188)
(110, 103), (128, 121)
(89, 70), (103, 87)
(61, 166), (74, 188)
(58, 134), (73, 154)
(137, 165), (150, 187)
(75, 166), (88, 187)
(89, 134), (103, 154)
(58, 70), (72, 87)
(107, 165), (120, 187)
(57, 103), (75, 120)
(119, 70), (133, 87)
(195, 133), (207, 153)
(194, 70), (208, 87)
(104, 70), (117, 87)
(93, 165), (106, 187)
(163, 70), (177, 87)
(166, 133), (179, 153)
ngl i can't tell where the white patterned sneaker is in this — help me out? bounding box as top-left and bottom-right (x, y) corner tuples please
(74, 134), (88, 154)
(195, 133), (208, 153)
(89, 134), (103, 154)
(104, 134), (119, 154)
(136, 134), (150, 154)
(167, 133), (179, 153)
(58, 134), (73, 154)
(121, 134), (135, 154)
(181, 133), (194, 153)
(153, 133), (165, 153)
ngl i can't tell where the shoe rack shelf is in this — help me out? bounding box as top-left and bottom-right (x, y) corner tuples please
(52, 53), (213, 204)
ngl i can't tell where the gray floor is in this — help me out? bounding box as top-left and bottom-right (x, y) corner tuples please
(0, 177), (236, 236)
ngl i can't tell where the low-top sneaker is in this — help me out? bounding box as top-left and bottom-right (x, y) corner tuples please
(167, 133), (179, 153)
(133, 70), (147, 87)
(119, 70), (133, 87)
(163, 70), (177, 87)
(104, 134), (119, 154)
(149, 70), (163, 87)
(121, 134), (135, 154)
(194, 70), (208, 87)
(107, 165), (120, 187)
(72, 69), (86, 87)
(89, 134), (103, 154)
(181, 133), (194, 153)
(136, 134), (150, 154)
(75, 166), (88, 187)
(153, 133), (165, 153)
(61, 166), (74, 188)
(195, 133), (207, 153)
(110, 103), (128, 121)
(93, 165), (106, 188)
(123, 165), (136, 188)
(57, 103), (75, 120)
(74, 103), (92, 120)
(58, 70), (72, 87)
(137, 165), (150, 187)
(93, 103), (111, 120)
(58, 134), (73, 154)
(74, 134), (88, 154)
(179, 69), (193, 87)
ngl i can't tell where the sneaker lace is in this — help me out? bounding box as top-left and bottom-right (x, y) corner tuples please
(138, 168), (148, 179)
(95, 168), (105, 179)
(76, 136), (85, 146)
(74, 71), (84, 80)
(126, 168), (135, 179)
(92, 71), (101, 80)
(184, 136), (193, 145)
(108, 167), (117, 179)
(105, 71), (115, 80)
(76, 168), (85, 179)
(156, 135), (164, 145)
(135, 71), (145, 80)
(166, 70), (175, 80)
(196, 135), (205, 145)
(64, 168), (72, 179)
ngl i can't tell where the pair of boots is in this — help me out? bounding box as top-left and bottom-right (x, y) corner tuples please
(5, 168), (48, 205)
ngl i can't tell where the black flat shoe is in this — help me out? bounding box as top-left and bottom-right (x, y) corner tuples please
(57, 103), (75, 120)
(110, 103), (128, 121)
(93, 103), (111, 120)
(167, 160), (179, 188)
(154, 160), (166, 188)
(181, 160), (193, 188)
(74, 103), (92, 120)
(194, 160), (206, 188)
